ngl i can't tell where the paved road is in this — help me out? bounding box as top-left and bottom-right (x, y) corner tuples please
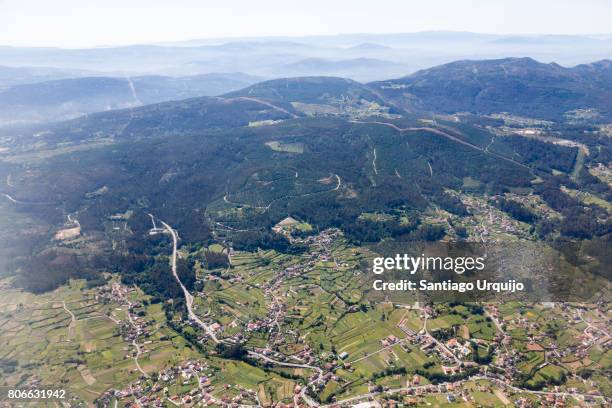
(126, 307), (148, 377)
(154, 215), (221, 344)
(0, 192), (55, 205)
(248, 351), (321, 407)
(125, 77), (142, 105)
(153, 215), (323, 408)
(372, 149), (378, 175)
(421, 313), (461, 364)
(579, 310), (610, 341)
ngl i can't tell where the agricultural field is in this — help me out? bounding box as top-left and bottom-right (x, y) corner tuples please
(0, 223), (609, 407)
(0, 280), (138, 404)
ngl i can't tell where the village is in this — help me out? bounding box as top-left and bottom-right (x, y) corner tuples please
(85, 223), (611, 407)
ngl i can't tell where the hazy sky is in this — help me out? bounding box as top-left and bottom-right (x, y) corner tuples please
(1, 0), (611, 48)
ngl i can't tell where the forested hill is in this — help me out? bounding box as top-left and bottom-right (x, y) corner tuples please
(0, 58), (610, 293)
(224, 76), (387, 105)
(371, 57), (612, 120)
(3, 58), (611, 129)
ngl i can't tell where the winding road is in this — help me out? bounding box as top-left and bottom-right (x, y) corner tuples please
(62, 301), (76, 339)
(126, 310), (148, 377)
(146, 216), (609, 407)
(151, 215), (222, 344)
(247, 351), (322, 407)
(151, 216), (324, 406)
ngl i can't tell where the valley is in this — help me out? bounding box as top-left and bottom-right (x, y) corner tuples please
(0, 57), (610, 406)
(1, 226), (609, 406)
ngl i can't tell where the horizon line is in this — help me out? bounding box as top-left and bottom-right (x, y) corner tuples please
(2, 30), (612, 50)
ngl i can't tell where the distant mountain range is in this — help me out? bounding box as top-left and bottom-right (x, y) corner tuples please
(0, 65), (101, 89)
(4, 57), (610, 154)
(282, 58), (404, 79)
(0, 73), (262, 125)
(1, 57), (610, 126)
(2, 32), (611, 82)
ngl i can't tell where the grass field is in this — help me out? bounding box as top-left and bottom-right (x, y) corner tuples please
(0, 278), (199, 405)
(265, 141), (304, 154)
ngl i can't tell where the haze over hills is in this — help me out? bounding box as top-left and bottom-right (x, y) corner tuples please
(0, 65), (103, 89)
(2, 31), (612, 82)
(0, 72), (262, 125)
(2, 57), (610, 127)
(282, 57), (404, 79)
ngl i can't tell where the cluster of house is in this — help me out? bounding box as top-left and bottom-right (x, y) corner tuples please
(98, 359), (262, 407)
(151, 227), (348, 368)
(380, 334), (400, 348)
(346, 370), (607, 408)
(93, 226), (608, 407)
(98, 281), (132, 304)
(243, 229), (344, 343)
(457, 194), (532, 241)
(97, 283), (157, 357)
(397, 306), (473, 366)
(299, 228), (342, 248)
(364, 379), (469, 407)
(493, 303), (611, 364)
(293, 345), (318, 365)
(414, 334), (454, 365)
(444, 338), (472, 358)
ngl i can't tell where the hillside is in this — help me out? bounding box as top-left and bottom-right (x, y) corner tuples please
(4, 58), (611, 126)
(1, 68), (610, 293)
(0, 73), (261, 125)
(371, 57), (612, 120)
(225, 76), (377, 102)
(225, 76), (395, 117)
(0, 60), (610, 406)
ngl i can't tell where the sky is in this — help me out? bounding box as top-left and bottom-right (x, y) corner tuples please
(1, 0), (611, 48)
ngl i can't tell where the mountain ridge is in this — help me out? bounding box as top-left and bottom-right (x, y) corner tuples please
(370, 57), (612, 119)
